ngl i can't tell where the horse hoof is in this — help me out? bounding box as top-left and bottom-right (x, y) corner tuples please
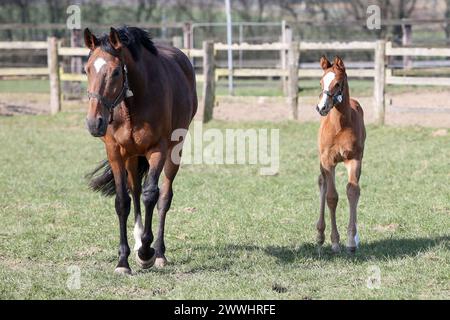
(135, 252), (156, 269)
(331, 243), (341, 253)
(347, 246), (357, 254)
(154, 257), (168, 268)
(316, 234), (325, 246)
(114, 267), (132, 275)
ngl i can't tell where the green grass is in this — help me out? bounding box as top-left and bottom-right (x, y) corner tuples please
(0, 113), (449, 299)
(0, 79), (50, 93)
(1, 78), (449, 98)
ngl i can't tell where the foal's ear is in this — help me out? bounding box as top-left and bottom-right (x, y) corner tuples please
(84, 28), (99, 51)
(334, 56), (346, 72)
(320, 56), (332, 70)
(109, 27), (123, 51)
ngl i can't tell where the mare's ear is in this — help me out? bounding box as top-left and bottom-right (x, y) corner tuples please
(334, 56), (346, 73)
(320, 56), (332, 70)
(84, 28), (99, 51)
(109, 27), (123, 51)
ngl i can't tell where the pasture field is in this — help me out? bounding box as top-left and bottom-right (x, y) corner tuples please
(0, 112), (449, 299)
(1, 78), (449, 97)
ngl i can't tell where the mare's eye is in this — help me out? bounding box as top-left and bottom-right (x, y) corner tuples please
(112, 68), (120, 78)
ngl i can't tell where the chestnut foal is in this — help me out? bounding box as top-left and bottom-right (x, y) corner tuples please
(315, 56), (366, 253)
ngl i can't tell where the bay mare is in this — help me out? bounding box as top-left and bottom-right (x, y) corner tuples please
(84, 26), (197, 274)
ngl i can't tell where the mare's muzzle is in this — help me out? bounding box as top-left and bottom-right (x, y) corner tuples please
(86, 114), (107, 137)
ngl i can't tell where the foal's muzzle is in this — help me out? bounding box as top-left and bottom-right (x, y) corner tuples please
(316, 105), (331, 117)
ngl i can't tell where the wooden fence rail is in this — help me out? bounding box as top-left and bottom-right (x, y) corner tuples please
(1, 39), (449, 124)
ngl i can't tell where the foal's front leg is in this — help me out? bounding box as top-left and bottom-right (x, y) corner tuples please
(136, 147), (166, 269)
(324, 165), (340, 253)
(344, 159), (361, 253)
(316, 165), (327, 246)
(107, 144), (132, 275)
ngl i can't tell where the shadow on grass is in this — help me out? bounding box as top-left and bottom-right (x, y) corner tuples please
(185, 235), (449, 269)
(132, 236), (448, 275)
(264, 235), (449, 264)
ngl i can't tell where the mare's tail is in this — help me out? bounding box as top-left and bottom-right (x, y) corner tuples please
(85, 157), (149, 197)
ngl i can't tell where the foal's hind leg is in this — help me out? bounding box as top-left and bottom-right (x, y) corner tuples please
(344, 159), (361, 253)
(136, 146), (166, 269)
(324, 166), (340, 253)
(153, 157), (179, 268)
(316, 166), (327, 246)
(125, 157), (143, 252)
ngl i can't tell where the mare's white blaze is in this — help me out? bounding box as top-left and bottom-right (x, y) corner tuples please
(318, 71), (336, 110)
(93, 58), (106, 73)
(133, 219), (144, 251)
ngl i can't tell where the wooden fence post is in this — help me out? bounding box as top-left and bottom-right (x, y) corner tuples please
(281, 26), (292, 95)
(183, 22), (192, 49)
(202, 41), (215, 123)
(47, 37), (61, 115)
(70, 29), (82, 97)
(288, 41), (299, 120)
(374, 40), (386, 125)
(402, 24), (412, 69)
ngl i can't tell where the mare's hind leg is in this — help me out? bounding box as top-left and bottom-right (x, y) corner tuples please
(136, 146), (166, 269)
(125, 157), (143, 252)
(153, 156), (179, 268)
(324, 166), (340, 253)
(344, 159), (361, 253)
(316, 165), (327, 246)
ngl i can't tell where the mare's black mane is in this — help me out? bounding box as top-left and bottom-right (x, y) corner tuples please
(98, 26), (158, 60)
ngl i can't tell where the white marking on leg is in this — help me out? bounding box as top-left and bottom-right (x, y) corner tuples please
(93, 58), (106, 73)
(318, 72), (335, 110)
(133, 219), (144, 251)
(354, 232), (360, 247)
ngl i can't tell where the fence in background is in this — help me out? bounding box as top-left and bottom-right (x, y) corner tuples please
(1, 39), (450, 124)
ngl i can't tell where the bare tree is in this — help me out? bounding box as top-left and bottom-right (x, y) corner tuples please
(136, 0), (159, 23)
(446, 0), (450, 44)
(344, 0), (418, 42)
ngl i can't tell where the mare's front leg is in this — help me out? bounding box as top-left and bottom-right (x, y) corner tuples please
(136, 145), (166, 269)
(106, 143), (132, 275)
(344, 159), (361, 253)
(125, 157), (143, 252)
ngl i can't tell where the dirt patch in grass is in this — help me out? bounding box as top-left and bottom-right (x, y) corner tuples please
(2, 90), (450, 127)
(210, 91), (450, 127)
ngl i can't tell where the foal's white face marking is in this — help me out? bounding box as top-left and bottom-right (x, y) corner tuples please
(317, 71), (336, 110)
(93, 57), (106, 73)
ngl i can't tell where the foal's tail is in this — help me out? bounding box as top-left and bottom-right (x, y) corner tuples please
(86, 157), (149, 197)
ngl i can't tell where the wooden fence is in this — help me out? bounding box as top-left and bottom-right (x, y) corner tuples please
(1, 38), (450, 124)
